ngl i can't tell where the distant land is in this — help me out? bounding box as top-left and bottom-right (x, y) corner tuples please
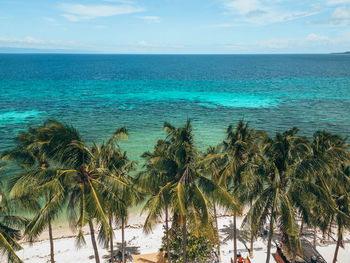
(331, 51), (350, 54)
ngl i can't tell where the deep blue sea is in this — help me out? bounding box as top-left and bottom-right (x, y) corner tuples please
(1, 54), (349, 161)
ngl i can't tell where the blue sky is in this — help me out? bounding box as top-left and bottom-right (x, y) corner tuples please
(0, 0), (350, 53)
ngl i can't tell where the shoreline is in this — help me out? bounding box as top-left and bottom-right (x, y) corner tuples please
(13, 213), (350, 263)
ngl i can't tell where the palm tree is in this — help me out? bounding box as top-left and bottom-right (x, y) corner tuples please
(139, 139), (175, 263)
(40, 120), (129, 263)
(293, 130), (350, 252)
(331, 164), (350, 263)
(244, 127), (309, 263)
(0, 162), (28, 263)
(116, 182), (139, 263)
(200, 145), (229, 262)
(93, 128), (135, 263)
(223, 120), (257, 263)
(164, 120), (238, 263)
(2, 123), (62, 263)
(201, 120), (255, 262)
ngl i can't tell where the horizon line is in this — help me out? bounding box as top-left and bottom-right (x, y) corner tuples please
(0, 52), (348, 55)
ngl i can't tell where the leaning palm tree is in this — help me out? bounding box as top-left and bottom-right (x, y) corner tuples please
(2, 123), (62, 263)
(0, 163), (28, 263)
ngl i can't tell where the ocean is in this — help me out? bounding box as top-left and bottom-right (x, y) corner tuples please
(1, 54), (349, 162)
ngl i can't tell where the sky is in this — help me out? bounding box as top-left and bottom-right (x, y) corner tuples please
(0, 0), (350, 53)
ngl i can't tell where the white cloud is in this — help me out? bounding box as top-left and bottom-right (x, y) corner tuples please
(258, 33), (350, 50)
(222, 0), (320, 25)
(307, 33), (329, 41)
(128, 41), (184, 49)
(327, 0), (350, 5)
(224, 0), (262, 15)
(59, 3), (144, 21)
(61, 14), (80, 22)
(134, 40), (155, 47)
(0, 36), (45, 44)
(223, 43), (247, 49)
(308, 5), (350, 25)
(137, 16), (160, 23)
(330, 6), (350, 24)
(259, 38), (292, 49)
(0, 36), (88, 49)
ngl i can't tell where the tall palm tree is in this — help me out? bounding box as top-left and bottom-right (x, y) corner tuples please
(139, 139), (175, 263)
(116, 181), (139, 263)
(200, 145), (229, 262)
(164, 120), (238, 263)
(2, 123), (62, 263)
(201, 120), (255, 262)
(244, 127), (309, 263)
(293, 130), (350, 252)
(40, 120), (128, 263)
(93, 128), (135, 263)
(331, 164), (350, 263)
(223, 120), (257, 263)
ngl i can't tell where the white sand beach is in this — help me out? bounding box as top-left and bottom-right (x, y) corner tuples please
(9, 214), (349, 263)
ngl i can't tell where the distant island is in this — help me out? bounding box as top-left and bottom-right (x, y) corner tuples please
(331, 51), (350, 54)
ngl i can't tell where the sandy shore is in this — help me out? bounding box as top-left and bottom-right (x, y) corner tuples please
(3, 213), (349, 263)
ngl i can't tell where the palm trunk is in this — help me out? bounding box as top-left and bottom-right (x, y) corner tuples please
(122, 217), (126, 263)
(89, 220), (100, 263)
(48, 219), (55, 263)
(313, 226), (317, 247)
(266, 215), (274, 263)
(299, 220), (304, 237)
(45, 193), (55, 263)
(165, 205), (171, 263)
(182, 219), (187, 263)
(233, 212), (237, 263)
(213, 204), (221, 262)
(109, 217), (114, 262)
(332, 228), (342, 263)
(249, 217), (254, 259)
(250, 232), (254, 258)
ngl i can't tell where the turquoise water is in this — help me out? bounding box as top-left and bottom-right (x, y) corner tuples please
(1, 54), (350, 162)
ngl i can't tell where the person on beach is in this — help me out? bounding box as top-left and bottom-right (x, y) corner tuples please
(117, 251), (122, 263)
(237, 253), (244, 263)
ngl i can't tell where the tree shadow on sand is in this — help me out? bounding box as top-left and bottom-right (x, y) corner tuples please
(220, 222), (251, 252)
(220, 222), (277, 253)
(101, 242), (140, 262)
